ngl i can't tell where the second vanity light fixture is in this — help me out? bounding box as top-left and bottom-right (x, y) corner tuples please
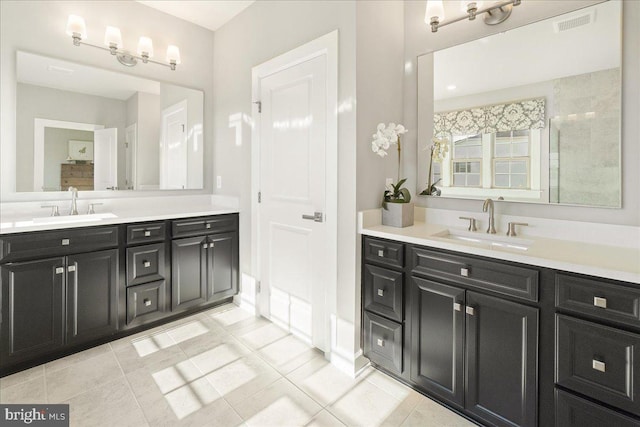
(66, 15), (181, 70)
(425, 0), (522, 33)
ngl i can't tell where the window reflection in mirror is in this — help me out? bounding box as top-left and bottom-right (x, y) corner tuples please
(418, 0), (621, 207)
(15, 51), (204, 193)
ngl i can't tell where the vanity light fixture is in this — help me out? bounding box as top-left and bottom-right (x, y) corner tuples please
(425, 0), (522, 33)
(65, 15), (181, 70)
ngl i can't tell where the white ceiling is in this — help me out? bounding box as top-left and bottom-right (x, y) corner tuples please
(434, 1), (620, 101)
(136, 1), (255, 32)
(17, 51), (160, 100)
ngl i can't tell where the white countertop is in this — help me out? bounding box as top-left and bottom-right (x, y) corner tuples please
(0, 198), (239, 234)
(360, 218), (640, 285)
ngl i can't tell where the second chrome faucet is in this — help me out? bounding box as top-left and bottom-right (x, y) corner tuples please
(482, 198), (496, 234)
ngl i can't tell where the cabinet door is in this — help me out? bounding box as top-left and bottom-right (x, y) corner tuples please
(0, 258), (65, 367)
(66, 249), (118, 345)
(465, 291), (538, 427)
(410, 276), (465, 408)
(207, 232), (238, 302)
(172, 236), (208, 310)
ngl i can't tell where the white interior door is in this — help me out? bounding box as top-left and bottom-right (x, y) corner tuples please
(257, 54), (329, 350)
(160, 100), (188, 190)
(93, 128), (118, 190)
(125, 123), (137, 190)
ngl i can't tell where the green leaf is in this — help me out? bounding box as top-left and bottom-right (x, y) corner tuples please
(396, 178), (407, 188)
(399, 188), (411, 203)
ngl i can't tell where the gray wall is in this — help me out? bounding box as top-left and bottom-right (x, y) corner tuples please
(404, 0), (639, 226)
(15, 83), (126, 191)
(43, 128), (93, 191)
(1, 0), (215, 199)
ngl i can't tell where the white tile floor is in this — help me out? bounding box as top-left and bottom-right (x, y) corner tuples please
(0, 304), (477, 427)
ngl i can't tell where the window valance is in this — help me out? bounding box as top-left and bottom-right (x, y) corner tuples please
(434, 97), (546, 136)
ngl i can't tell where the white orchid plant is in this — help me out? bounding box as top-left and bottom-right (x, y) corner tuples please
(371, 123), (411, 207)
(420, 136), (450, 196)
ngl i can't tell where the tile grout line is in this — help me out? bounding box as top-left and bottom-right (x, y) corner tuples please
(110, 342), (150, 426)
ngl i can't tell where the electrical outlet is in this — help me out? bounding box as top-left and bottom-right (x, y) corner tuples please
(385, 178), (393, 187)
(216, 176), (222, 189)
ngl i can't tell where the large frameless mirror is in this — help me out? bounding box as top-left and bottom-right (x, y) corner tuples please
(417, 1), (621, 207)
(15, 51), (204, 193)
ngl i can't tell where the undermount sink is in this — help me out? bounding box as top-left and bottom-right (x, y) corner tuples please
(31, 212), (118, 224)
(431, 229), (533, 251)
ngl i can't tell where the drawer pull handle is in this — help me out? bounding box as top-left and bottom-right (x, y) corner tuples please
(143, 298), (152, 307)
(143, 261), (151, 268)
(466, 306), (475, 316)
(67, 265), (76, 272)
(209, 242), (215, 248)
(376, 338), (384, 347)
(593, 296), (607, 309)
(202, 243), (208, 249)
(55, 267), (64, 274)
(144, 230), (151, 237)
(377, 249), (384, 257)
(460, 267), (469, 277)
(454, 302), (462, 312)
(61, 239), (70, 246)
(592, 359), (606, 373)
(377, 289), (384, 297)
(206, 224), (212, 229)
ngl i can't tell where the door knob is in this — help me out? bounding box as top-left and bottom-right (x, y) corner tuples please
(302, 212), (324, 222)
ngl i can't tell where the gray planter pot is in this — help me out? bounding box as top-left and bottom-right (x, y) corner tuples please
(381, 202), (414, 228)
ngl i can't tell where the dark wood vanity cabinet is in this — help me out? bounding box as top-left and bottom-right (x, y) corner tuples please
(0, 213), (239, 375)
(171, 215), (238, 312)
(0, 227), (119, 368)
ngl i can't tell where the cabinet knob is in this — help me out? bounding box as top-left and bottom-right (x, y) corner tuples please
(209, 242), (215, 248)
(143, 261), (151, 268)
(376, 338), (385, 347)
(465, 306), (475, 316)
(143, 298), (152, 307)
(55, 267), (64, 274)
(453, 302), (462, 312)
(144, 230), (151, 237)
(377, 249), (384, 257)
(593, 296), (607, 309)
(61, 239), (70, 246)
(67, 265), (76, 272)
(202, 243), (208, 249)
(460, 267), (469, 277)
(377, 288), (384, 297)
(206, 223), (212, 229)
(592, 359), (606, 373)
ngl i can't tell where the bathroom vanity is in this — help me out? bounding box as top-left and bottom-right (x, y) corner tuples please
(0, 209), (238, 375)
(360, 212), (640, 427)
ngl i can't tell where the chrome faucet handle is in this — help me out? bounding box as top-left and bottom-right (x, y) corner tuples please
(459, 216), (477, 231)
(41, 205), (60, 217)
(506, 222), (528, 237)
(87, 203), (103, 214)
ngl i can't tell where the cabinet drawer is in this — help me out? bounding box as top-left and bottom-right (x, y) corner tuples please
(172, 214), (237, 238)
(127, 222), (166, 245)
(556, 315), (640, 415)
(0, 226), (118, 263)
(556, 273), (640, 328)
(126, 243), (165, 286)
(363, 311), (403, 374)
(555, 389), (640, 427)
(363, 264), (403, 322)
(126, 280), (168, 326)
(364, 237), (404, 269)
(411, 247), (538, 302)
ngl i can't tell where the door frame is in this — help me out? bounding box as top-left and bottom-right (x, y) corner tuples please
(160, 99), (188, 189)
(125, 123), (137, 190)
(251, 30), (338, 351)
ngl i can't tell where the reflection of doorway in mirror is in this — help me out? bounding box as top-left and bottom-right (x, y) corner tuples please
(94, 128), (118, 190)
(125, 124), (137, 190)
(160, 100), (187, 190)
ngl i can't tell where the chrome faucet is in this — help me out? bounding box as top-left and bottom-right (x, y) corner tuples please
(482, 198), (496, 234)
(68, 186), (79, 215)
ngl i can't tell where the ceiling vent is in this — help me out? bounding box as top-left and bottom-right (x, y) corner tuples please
(553, 10), (596, 33)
